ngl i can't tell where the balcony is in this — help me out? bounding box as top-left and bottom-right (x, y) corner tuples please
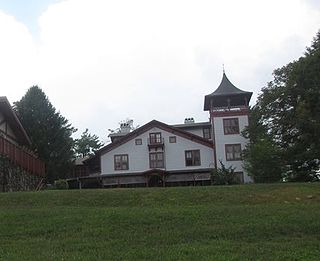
(0, 136), (45, 177)
(147, 137), (165, 150)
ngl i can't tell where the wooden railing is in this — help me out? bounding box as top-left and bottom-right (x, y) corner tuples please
(0, 136), (45, 177)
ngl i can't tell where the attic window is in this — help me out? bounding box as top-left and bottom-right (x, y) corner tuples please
(169, 136), (176, 143)
(135, 138), (142, 145)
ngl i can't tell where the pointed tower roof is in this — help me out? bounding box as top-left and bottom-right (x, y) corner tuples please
(204, 72), (252, 111)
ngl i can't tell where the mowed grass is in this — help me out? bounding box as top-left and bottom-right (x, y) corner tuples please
(0, 183), (319, 260)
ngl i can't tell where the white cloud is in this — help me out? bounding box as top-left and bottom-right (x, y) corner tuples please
(0, 11), (37, 99)
(0, 0), (319, 140)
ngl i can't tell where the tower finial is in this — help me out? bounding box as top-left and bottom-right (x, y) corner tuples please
(223, 64), (225, 74)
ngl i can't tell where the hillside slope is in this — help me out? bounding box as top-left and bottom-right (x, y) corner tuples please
(0, 183), (319, 260)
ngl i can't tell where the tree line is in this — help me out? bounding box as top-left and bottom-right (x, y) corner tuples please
(243, 30), (320, 182)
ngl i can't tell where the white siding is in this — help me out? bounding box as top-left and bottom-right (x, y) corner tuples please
(101, 127), (214, 175)
(213, 115), (252, 183)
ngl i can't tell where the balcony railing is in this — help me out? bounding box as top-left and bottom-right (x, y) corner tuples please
(0, 136), (45, 177)
(147, 137), (165, 150)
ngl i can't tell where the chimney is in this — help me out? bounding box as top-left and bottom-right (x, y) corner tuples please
(120, 123), (131, 133)
(184, 117), (195, 124)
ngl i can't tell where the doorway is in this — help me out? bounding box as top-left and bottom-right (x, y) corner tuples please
(148, 175), (163, 187)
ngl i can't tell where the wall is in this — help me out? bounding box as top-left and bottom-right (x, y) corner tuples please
(101, 126), (214, 175)
(0, 156), (43, 192)
(213, 114), (252, 183)
(0, 112), (18, 145)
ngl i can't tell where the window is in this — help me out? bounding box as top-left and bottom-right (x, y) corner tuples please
(223, 118), (239, 135)
(135, 138), (142, 145)
(149, 132), (162, 144)
(114, 154), (129, 170)
(203, 127), (211, 139)
(225, 144), (242, 161)
(185, 150), (201, 166)
(149, 152), (164, 168)
(169, 136), (176, 143)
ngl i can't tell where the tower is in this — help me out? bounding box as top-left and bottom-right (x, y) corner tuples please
(204, 72), (253, 183)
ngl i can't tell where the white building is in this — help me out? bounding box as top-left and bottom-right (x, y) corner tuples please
(77, 72), (252, 188)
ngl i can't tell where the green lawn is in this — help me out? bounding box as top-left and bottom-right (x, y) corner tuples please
(0, 183), (319, 260)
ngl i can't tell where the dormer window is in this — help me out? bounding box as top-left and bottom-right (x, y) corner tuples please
(149, 132), (162, 144)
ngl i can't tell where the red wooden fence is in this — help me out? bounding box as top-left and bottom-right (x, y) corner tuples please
(0, 136), (45, 177)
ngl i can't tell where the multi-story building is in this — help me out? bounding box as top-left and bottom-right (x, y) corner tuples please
(72, 72), (252, 188)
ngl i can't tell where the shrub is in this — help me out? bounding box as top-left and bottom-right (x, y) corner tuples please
(54, 179), (69, 190)
(211, 161), (236, 185)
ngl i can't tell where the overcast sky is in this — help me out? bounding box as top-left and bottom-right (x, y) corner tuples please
(0, 0), (319, 142)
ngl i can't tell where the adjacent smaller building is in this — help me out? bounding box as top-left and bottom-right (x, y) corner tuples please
(0, 97), (45, 192)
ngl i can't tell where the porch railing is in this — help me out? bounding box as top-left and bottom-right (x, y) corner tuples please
(0, 136), (45, 177)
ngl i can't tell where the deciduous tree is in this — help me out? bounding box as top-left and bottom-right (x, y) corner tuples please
(243, 30), (320, 182)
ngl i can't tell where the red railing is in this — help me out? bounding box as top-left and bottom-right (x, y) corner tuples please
(0, 136), (45, 177)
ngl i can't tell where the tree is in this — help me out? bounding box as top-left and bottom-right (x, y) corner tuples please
(243, 30), (320, 182)
(74, 129), (104, 158)
(14, 86), (76, 183)
(242, 107), (283, 183)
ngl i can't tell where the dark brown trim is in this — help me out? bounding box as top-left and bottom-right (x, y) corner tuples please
(0, 129), (19, 144)
(68, 167), (213, 180)
(225, 144), (242, 161)
(211, 109), (249, 117)
(211, 119), (217, 170)
(96, 120), (214, 157)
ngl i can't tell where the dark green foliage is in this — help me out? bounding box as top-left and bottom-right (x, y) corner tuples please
(242, 107), (283, 183)
(14, 86), (76, 183)
(0, 183), (319, 260)
(74, 129), (103, 158)
(211, 160), (236, 185)
(53, 179), (69, 190)
(243, 139), (282, 183)
(243, 30), (320, 182)
(0, 155), (9, 192)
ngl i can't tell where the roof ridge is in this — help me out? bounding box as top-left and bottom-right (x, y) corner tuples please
(93, 119), (213, 157)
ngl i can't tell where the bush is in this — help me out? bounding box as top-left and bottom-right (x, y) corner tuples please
(54, 179), (69, 190)
(211, 161), (236, 185)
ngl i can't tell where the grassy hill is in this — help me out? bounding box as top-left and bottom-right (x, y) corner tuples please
(0, 183), (319, 260)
